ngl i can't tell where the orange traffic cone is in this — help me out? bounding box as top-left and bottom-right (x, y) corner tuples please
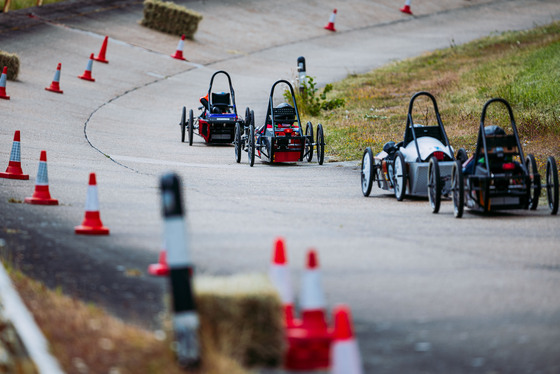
(300, 249), (328, 333)
(75, 173), (110, 235)
(331, 305), (363, 374)
(171, 34), (187, 61)
(45, 63), (63, 94)
(324, 9), (337, 32)
(0, 130), (29, 180)
(148, 249), (170, 276)
(93, 36), (109, 63)
(400, 0), (413, 15)
(0, 66), (10, 100)
(268, 237), (297, 328)
(78, 53), (96, 82)
(24, 150), (58, 205)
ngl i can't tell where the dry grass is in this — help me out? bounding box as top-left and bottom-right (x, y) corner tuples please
(7, 268), (274, 374)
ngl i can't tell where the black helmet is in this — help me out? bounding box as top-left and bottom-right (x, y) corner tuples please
(274, 103), (295, 122)
(383, 141), (397, 155)
(484, 125), (506, 136)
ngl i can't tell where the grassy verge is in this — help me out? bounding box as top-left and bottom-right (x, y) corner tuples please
(1, 0), (65, 11)
(5, 265), (250, 374)
(312, 21), (560, 169)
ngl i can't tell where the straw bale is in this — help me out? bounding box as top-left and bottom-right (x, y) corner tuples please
(194, 273), (285, 368)
(141, 0), (203, 39)
(0, 51), (20, 81)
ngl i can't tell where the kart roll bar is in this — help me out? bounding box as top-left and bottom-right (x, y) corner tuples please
(473, 98), (527, 176)
(267, 79), (302, 133)
(405, 91), (454, 162)
(207, 70), (237, 115)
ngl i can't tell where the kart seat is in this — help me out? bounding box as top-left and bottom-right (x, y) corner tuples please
(211, 92), (231, 113)
(270, 105), (296, 125)
(403, 125), (446, 148)
(483, 134), (519, 156)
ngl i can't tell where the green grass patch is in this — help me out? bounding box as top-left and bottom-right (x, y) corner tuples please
(318, 21), (560, 169)
(1, 0), (66, 11)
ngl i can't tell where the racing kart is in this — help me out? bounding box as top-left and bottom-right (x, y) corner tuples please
(234, 79), (325, 167)
(447, 98), (558, 218)
(361, 91), (466, 212)
(180, 70), (249, 145)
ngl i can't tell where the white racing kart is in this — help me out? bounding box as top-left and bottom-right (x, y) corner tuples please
(361, 91), (467, 213)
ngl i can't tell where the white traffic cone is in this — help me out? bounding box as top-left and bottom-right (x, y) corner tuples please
(324, 9), (337, 31)
(24, 150), (58, 205)
(45, 63), (63, 94)
(331, 305), (363, 374)
(0, 130), (29, 180)
(268, 237), (297, 327)
(78, 53), (96, 82)
(171, 34), (187, 60)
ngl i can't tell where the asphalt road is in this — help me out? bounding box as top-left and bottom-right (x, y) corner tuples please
(1, 0), (560, 373)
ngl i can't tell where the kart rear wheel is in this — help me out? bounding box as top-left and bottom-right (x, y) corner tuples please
(456, 148), (468, 164)
(188, 109), (194, 146)
(234, 123), (242, 163)
(180, 107), (186, 143)
(361, 147), (374, 197)
(305, 122), (314, 162)
(452, 160), (464, 218)
(245, 107), (252, 126)
(248, 124), (255, 167)
(546, 156), (559, 215)
(316, 124), (325, 165)
(393, 151), (407, 201)
(428, 157), (442, 213)
(525, 154), (540, 210)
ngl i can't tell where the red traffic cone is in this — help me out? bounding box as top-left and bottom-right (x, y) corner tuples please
(331, 305), (363, 374)
(268, 237), (298, 328)
(300, 249), (328, 333)
(78, 53), (96, 82)
(324, 9), (337, 32)
(24, 150), (58, 205)
(148, 249), (170, 276)
(284, 249), (331, 371)
(45, 63), (63, 94)
(171, 34), (187, 61)
(0, 66), (10, 100)
(400, 0), (413, 15)
(0, 130), (29, 180)
(75, 173), (110, 235)
(93, 36), (109, 63)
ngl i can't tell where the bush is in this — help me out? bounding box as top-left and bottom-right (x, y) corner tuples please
(287, 76), (345, 116)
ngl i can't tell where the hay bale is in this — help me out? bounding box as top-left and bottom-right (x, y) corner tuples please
(141, 0), (203, 39)
(0, 51), (20, 81)
(194, 273), (285, 368)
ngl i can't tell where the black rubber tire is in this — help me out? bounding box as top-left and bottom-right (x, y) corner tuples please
(188, 109), (194, 146)
(245, 107), (251, 126)
(180, 107), (186, 143)
(456, 148), (468, 164)
(234, 123), (242, 163)
(248, 124), (255, 167)
(525, 154), (540, 210)
(452, 160), (464, 218)
(305, 122), (314, 162)
(428, 157), (442, 213)
(546, 156), (559, 215)
(393, 151), (407, 201)
(361, 147), (374, 197)
(316, 124), (325, 165)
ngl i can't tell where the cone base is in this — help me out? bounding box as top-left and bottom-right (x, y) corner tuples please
(93, 56), (108, 63)
(285, 327), (332, 370)
(24, 196), (59, 205)
(45, 86), (63, 94)
(0, 172), (30, 180)
(0, 94), (9, 100)
(324, 24), (336, 32)
(75, 225), (110, 235)
(400, 6), (413, 14)
(148, 263), (170, 276)
(171, 53), (186, 61)
(78, 74), (95, 82)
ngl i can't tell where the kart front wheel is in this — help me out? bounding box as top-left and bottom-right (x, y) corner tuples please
(188, 109), (194, 146)
(316, 124), (325, 165)
(393, 151), (407, 201)
(452, 160), (464, 218)
(546, 156), (559, 215)
(234, 123), (242, 163)
(361, 147), (374, 197)
(180, 107), (187, 143)
(304, 122), (314, 162)
(525, 154), (540, 210)
(428, 157), (442, 213)
(456, 148), (468, 164)
(248, 124), (255, 167)
(245, 107), (252, 126)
